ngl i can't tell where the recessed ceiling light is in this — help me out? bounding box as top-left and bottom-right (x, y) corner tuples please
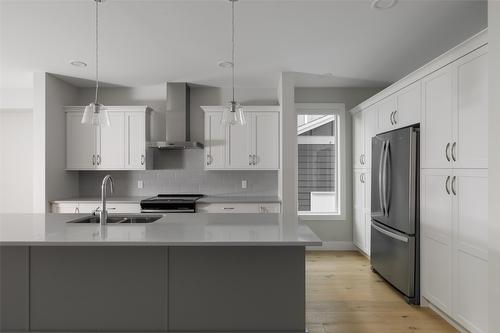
(371, 0), (398, 10)
(70, 60), (87, 68)
(217, 61), (233, 69)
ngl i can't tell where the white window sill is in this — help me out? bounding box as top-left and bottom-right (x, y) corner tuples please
(298, 212), (346, 221)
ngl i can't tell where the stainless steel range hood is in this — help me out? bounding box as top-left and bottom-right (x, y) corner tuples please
(149, 83), (203, 150)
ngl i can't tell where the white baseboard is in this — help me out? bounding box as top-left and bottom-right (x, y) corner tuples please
(307, 241), (356, 251)
(424, 297), (469, 333)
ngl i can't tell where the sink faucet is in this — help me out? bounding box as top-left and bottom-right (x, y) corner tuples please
(100, 175), (114, 225)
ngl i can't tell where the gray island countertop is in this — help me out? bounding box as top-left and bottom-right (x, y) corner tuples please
(0, 213), (320, 246)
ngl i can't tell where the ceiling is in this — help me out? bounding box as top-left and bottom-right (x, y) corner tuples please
(0, 0), (487, 89)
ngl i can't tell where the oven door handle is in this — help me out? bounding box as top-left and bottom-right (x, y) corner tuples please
(140, 209), (195, 213)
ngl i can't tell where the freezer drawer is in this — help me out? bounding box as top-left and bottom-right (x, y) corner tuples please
(371, 221), (416, 299)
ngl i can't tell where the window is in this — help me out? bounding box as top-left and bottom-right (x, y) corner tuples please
(296, 104), (346, 219)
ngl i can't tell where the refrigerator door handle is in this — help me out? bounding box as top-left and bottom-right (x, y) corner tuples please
(372, 222), (409, 243)
(378, 140), (386, 215)
(382, 140), (390, 215)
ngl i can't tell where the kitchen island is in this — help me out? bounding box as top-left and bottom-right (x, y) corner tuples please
(0, 213), (320, 333)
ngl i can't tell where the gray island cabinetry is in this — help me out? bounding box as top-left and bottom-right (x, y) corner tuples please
(0, 213), (320, 333)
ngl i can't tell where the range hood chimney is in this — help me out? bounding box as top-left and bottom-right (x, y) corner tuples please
(150, 83), (203, 150)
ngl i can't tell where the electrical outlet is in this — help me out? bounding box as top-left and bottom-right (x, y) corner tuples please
(137, 180), (144, 189)
(241, 180), (247, 189)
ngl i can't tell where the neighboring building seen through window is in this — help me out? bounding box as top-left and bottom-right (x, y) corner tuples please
(297, 114), (339, 215)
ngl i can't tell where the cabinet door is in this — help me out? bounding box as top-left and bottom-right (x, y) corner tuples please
(421, 66), (454, 169)
(396, 81), (421, 127)
(352, 111), (365, 168)
(227, 113), (254, 169)
(363, 172), (371, 255)
(66, 112), (95, 169)
(454, 47), (488, 169)
(353, 169), (366, 251)
(363, 108), (377, 169)
(453, 169), (488, 333)
(205, 112), (226, 169)
(254, 112), (279, 169)
(377, 95), (396, 133)
(97, 112), (125, 169)
(420, 169), (453, 316)
(125, 112), (146, 169)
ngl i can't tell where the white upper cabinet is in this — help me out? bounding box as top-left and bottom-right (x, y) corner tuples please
(66, 112), (96, 170)
(421, 66), (455, 169)
(352, 111), (365, 168)
(202, 106), (280, 170)
(227, 116), (253, 168)
(422, 45), (488, 169)
(65, 106), (150, 171)
(98, 112), (125, 169)
(378, 81), (421, 133)
(363, 107), (377, 169)
(125, 112), (148, 169)
(454, 47), (488, 169)
(204, 112), (226, 169)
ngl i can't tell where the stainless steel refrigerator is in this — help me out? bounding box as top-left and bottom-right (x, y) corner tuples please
(371, 126), (419, 304)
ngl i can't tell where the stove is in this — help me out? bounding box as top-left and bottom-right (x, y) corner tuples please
(140, 194), (203, 213)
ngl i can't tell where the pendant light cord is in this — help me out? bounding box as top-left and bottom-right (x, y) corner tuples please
(231, 0), (235, 103)
(94, 0), (99, 104)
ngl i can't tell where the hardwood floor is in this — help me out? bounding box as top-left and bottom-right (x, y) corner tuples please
(306, 251), (457, 333)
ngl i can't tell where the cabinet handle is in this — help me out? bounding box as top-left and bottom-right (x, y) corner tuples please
(75, 207), (80, 214)
(141, 154), (145, 166)
(360, 173), (365, 183)
(253, 154), (257, 165)
(445, 176), (451, 195)
(92, 154), (96, 166)
(223, 207), (235, 210)
(451, 142), (457, 162)
(451, 176), (457, 196)
(249, 154), (253, 166)
(207, 154), (211, 166)
(393, 110), (398, 124)
(96, 154), (101, 166)
(359, 154), (363, 165)
(390, 111), (395, 125)
(445, 143), (451, 162)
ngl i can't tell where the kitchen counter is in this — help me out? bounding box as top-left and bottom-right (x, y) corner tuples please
(0, 213), (320, 246)
(1, 213), (318, 332)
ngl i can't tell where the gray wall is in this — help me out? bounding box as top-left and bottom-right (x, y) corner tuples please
(33, 73), (80, 212)
(77, 85), (279, 198)
(295, 87), (382, 244)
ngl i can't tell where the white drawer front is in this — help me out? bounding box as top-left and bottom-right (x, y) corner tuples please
(197, 203), (280, 214)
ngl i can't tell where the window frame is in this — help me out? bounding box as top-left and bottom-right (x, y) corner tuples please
(295, 103), (346, 220)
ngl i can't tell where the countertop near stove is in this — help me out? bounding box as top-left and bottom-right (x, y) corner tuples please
(0, 213), (320, 246)
(50, 195), (281, 204)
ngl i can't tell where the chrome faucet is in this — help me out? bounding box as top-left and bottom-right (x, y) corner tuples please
(100, 175), (114, 225)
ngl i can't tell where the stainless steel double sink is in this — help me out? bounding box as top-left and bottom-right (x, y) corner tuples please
(67, 215), (163, 224)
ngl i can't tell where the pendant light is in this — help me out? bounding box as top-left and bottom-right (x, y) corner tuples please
(81, 0), (110, 126)
(221, 0), (245, 126)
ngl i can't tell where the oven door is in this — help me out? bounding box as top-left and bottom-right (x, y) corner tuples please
(371, 220), (415, 298)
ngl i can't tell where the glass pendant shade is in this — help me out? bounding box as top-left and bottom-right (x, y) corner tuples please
(81, 102), (110, 126)
(221, 101), (245, 126)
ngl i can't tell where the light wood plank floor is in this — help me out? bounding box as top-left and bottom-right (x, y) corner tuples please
(306, 251), (457, 333)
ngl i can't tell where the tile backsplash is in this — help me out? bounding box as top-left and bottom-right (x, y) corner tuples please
(79, 150), (279, 197)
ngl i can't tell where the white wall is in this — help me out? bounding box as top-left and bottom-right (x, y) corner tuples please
(0, 88), (33, 109)
(489, 2), (500, 332)
(294, 87), (381, 246)
(33, 73), (80, 212)
(0, 110), (33, 213)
